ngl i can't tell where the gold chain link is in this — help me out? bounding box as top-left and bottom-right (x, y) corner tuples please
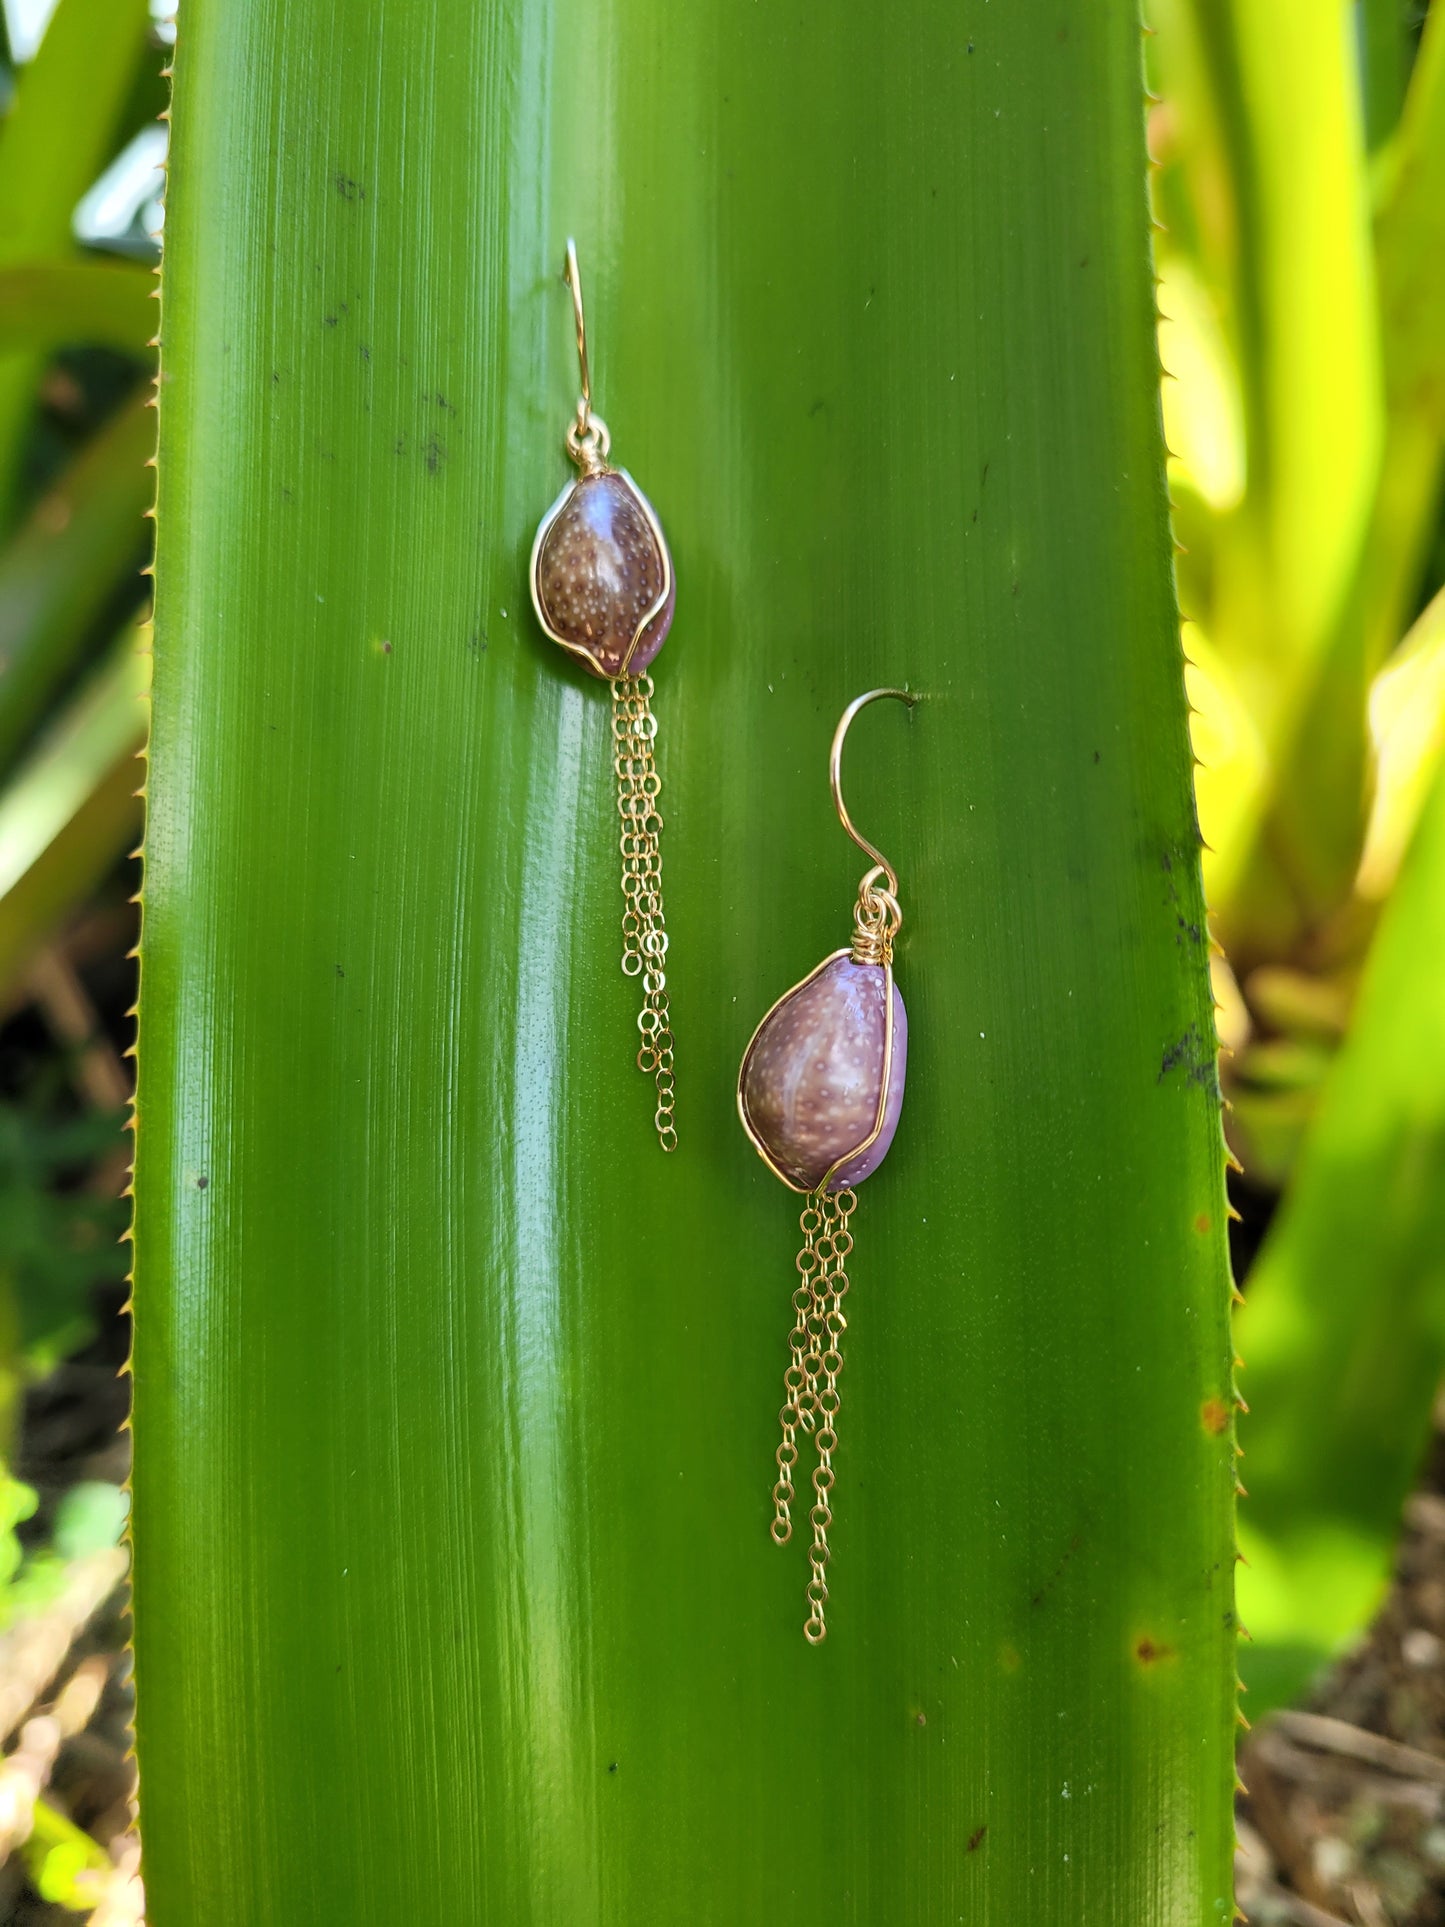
(610, 676), (676, 1151)
(771, 1202), (821, 1546)
(772, 1186), (856, 1642)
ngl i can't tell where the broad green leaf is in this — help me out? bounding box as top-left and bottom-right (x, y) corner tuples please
(0, 0), (154, 515)
(1238, 750), (1445, 1713)
(133, 2), (1236, 1921)
(0, 261), (154, 358)
(0, 624), (147, 989)
(0, 395), (152, 774)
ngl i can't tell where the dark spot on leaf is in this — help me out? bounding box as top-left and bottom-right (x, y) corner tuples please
(323, 315), (338, 329)
(335, 174), (364, 202)
(1158, 1024), (1215, 1090)
(914, 1711), (927, 1727)
(967, 1826), (987, 1853)
(335, 965), (345, 978)
(195, 1175), (208, 1191)
(1030, 1531), (1082, 1608)
(271, 370), (281, 385)
(966, 39), (974, 52)
(1201, 1397), (1230, 1436)
(395, 437), (406, 457)
(1093, 749), (1100, 762)
(435, 392), (456, 415)
(1135, 1636), (1175, 1666)
(425, 436), (445, 474)
(607, 1761), (618, 1774)
(1079, 256), (1090, 269)
(359, 344), (371, 362)
(381, 640), (392, 654)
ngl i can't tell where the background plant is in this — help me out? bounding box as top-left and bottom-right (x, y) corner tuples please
(1147, 0), (1445, 1715)
(0, 0), (161, 1914)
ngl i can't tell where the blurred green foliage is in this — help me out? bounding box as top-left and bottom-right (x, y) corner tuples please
(21, 1786), (117, 1910)
(0, 1090), (129, 1371)
(0, 0), (159, 1753)
(1149, 0), (1445, 1709)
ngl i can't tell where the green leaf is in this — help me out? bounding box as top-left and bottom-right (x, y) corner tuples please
(0, 397), (153, 776)
(21, 1794), (114, 1911)
(52, 1479), (129, 1559)
(0, 0), (155, 514)
(1375, 1), (1445, 434)
(1356, 0), (1413, 151)
(1237, 750), (1445, 1712)
(133, 2), (1235, 1920)
(1150, 0), (1386, 953)
(1362, 0), (1445, 667)
(1359, 581), (1445, 899)
(0, 261), (155, 359)
(0, 623), (148, 990)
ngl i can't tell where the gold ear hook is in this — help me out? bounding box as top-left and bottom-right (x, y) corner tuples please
(829, 688), (918, 899)
(563, 238), (591, 414)
(562, 239), (610, 470)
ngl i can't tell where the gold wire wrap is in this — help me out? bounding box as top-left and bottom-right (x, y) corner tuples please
(611, 676), (677, 1151)
(849, 863), (903, 967)
(772, 1185), (856, 1641)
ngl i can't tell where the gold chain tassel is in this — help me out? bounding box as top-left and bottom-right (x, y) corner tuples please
(611, 676), (676, 1151)
(771, 1186), (856, 1641)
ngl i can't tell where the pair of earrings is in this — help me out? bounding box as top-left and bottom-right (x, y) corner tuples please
(527, 244), (917, 1643)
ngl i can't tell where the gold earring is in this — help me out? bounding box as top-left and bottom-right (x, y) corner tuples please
(529, 241), (677, 1152)
(737, 688), (919, 1642)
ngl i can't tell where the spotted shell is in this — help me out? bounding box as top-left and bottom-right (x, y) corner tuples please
(738, 952), (907, 1193)
(530, 468), (674, 679)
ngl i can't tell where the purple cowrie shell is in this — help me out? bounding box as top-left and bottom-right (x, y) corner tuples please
(739, 953), (907, 1194)
(531, 470), (674, 680)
